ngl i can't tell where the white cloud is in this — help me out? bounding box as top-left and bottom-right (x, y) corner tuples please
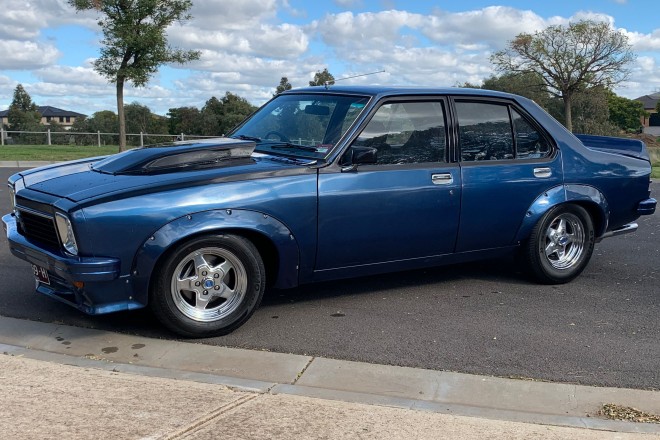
(625, 29), (660, 51)
(0, 40), (61, 70)
(34, 63), (108, 87)
(169, 23), (308, 58)
(186, 0), (279, 31)
(422, 7), (547, 49)
(0, 0), (97, 38)
(313, 10), (423, 50)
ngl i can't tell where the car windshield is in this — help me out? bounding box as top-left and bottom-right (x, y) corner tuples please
(229, 93), (370, 158)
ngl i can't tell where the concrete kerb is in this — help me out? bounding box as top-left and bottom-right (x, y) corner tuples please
(0, 315), (658, 434)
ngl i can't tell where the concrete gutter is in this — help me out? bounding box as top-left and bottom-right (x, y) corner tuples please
(0, 316), (658, 435)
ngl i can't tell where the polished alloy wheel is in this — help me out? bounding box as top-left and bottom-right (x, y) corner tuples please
(543, 213), (585, 270)
(170, 247), (247, 322)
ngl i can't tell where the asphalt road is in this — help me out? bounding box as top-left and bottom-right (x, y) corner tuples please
(1, 167), (658, 390)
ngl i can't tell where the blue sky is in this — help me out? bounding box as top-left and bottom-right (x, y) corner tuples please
(1, 0), (659, 116)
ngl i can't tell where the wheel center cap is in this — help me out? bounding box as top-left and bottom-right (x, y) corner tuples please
(203, 279), (215, 289)
(558, 236), (569, 246)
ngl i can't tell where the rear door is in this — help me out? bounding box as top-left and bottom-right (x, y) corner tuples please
(452, 98), (562, 252)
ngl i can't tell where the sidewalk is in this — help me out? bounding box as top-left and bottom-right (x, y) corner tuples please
(0, 316), (659, 439)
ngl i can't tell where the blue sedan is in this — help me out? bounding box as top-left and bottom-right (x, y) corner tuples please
(4, 86), (656, 337)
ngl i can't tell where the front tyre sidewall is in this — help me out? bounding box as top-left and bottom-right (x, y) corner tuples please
(151, 234), (265, 337)
(528, 205), (594, 284)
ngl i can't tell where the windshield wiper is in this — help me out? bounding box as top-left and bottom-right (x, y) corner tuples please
(267, 142), (319, 152)
(231, 134), (262, 142)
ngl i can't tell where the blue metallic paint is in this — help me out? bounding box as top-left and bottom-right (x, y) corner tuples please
(4, 86), (656, 319)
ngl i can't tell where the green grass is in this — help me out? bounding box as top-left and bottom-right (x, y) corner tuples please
(0, 145), (120, 161)
(650, 148), (660, 179)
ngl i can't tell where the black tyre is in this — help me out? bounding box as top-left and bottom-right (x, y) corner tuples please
(525, 204), (594, 284)
(150, 234), (265, 337)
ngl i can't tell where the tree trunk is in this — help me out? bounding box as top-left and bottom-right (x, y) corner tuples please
(563, 93), (573, 132)
(116, 77), (127, 151)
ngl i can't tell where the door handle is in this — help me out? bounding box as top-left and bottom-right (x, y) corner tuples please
(431, 173), (453, 185)
(533, 167), (552, 178)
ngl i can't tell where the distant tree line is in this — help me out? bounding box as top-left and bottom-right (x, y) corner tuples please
(71, 92), (258, 146)
(468, 20), (646, 135)
(459, 73), (646, 135)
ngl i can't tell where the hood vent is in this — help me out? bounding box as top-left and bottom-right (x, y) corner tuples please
(92, 138), (255, 175)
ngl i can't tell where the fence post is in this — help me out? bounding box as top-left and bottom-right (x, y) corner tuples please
(97, 131), (101, 148)
(1, 128), (4, 146)
(140, 132), (144, 147)
(181, 133), (184, 141)
(47, 129), (52, 146)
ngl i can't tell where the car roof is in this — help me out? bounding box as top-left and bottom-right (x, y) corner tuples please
(283, 85), (523, 101)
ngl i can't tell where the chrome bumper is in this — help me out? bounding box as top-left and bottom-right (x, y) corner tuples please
(596, 222), (638, 242)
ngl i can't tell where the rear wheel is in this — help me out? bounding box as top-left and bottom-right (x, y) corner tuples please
(525, 205), (594, 284)
(150, 234), (265, 337)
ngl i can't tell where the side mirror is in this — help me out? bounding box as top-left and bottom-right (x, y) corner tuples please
(341, 146), (377, 171)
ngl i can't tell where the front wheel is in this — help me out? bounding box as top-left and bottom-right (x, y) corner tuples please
(525, 204), (595, 284)
(150, 234), (265, 337)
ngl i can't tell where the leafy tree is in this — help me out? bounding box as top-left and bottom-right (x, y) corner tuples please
(309, 68), (335, 87)
(481, 72), (551, 108)
(71, 110), (119, 145)
(491, 20), (635, 131)
(458, 73), (552, 109)
(566, 86), (618, 135)
(124, 102), (168, 145)
(68, 0), (201, 151)
(200, 92), (257, 136)
(656, 100), (660, 114)
(167, 106), (202, 135)
(608, 93), (645, 133)
(275, 77), (293, 95)
(7, 84), (41, 131)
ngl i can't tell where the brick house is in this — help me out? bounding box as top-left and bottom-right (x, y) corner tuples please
(635, 92), (660, 127)
(0, 105), (86, 130)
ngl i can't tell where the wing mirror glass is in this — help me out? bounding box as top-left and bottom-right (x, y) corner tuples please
(341, 146), (377, 171)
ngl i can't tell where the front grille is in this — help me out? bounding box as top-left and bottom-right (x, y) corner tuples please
(18, 209), (61, 250)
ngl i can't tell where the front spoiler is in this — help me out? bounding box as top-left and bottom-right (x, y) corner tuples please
(3, 213), (143, 315)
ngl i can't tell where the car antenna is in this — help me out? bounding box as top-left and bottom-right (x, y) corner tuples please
(324, 70), (386, 89)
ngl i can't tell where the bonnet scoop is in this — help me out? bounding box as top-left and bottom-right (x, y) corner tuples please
(91, 137), (255, 175)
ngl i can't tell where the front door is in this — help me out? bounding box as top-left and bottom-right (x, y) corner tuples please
(316, 98), (461, 272)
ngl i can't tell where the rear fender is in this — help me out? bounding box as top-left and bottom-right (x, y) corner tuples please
(131, 209), (300, 306)
(514, 185), (609, 242)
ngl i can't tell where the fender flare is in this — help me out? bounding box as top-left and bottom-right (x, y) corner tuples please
(514, 184), (609, 243)
(130, 209), (300, 307)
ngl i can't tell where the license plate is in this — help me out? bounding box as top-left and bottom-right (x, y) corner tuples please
(32, 265), (50, 285)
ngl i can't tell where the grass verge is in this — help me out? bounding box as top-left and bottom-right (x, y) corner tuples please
(0, 145), (119, 162)
(650, 147), (660, 179)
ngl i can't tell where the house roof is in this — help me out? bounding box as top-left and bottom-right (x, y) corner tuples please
(634, 93), (660, 110)
(0, 105), (86, 118)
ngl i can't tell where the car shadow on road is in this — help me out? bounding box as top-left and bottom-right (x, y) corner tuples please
(260, 256), (529, 307)
(1, 256), (529, 341)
